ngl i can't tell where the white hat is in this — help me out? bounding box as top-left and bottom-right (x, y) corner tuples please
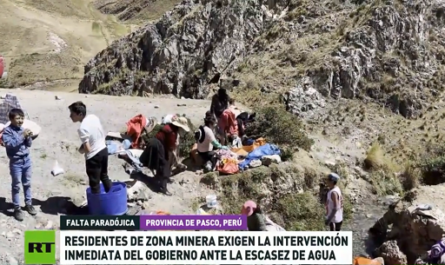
(171, 116), (190, 132)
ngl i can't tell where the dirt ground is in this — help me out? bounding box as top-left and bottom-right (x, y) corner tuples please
(0, 0), (136, 88)
(0, 89), (220, 264)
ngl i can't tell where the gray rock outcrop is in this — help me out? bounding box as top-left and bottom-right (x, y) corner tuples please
(80, 0), (288, 98)
(82, 0), (445, 118)
(369, 193), (445, 265)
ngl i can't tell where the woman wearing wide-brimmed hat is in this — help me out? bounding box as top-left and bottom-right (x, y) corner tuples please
(139, 115), (190, 196)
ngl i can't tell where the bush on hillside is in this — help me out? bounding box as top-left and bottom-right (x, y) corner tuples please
(245, 106), (314, 151)
(418, 144), (445, 185)
(364, 142), (386, 170)
(272, 192), (352, 231)
(273, 192), (325, 231)
(363, 142), (414, 195)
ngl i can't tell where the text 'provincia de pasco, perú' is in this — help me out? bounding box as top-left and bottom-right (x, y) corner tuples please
(59, 215), (248, 230)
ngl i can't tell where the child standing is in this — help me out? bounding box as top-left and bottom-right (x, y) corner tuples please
(1, 108), (36, 221)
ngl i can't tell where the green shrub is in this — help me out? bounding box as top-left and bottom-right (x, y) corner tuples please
(418, 144), (445, 185)
(245, 106), (314, 151)
(273, 192), (325, 231)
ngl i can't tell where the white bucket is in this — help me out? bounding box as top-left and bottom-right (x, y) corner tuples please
(206, 194), (217, 208)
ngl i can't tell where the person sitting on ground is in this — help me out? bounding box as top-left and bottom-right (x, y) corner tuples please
(236, 111), (256, 140)
(139, 115), (190, 196)
(325, 173), (344, 231)
(210, 88), (230, 143)
(241, 200), (267, 231)
(241, 200), (286, 231)
(195, 112), (227, 172)
(2, 108), (37, 221)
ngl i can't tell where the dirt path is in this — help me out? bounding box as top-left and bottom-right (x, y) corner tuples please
(0, 89), (217, 263)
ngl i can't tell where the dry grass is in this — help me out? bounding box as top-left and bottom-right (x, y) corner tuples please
(364, 143), (390, 171)
(398, 164), (421, 191)
(132, 0), (182, 22)
(363, 142), (420, 195)
(95, 0), (182, 23)
(0, 0), (132, 88)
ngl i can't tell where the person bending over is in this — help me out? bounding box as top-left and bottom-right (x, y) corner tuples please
(139, 116), (190, 196)
(68, 101), (112, 194)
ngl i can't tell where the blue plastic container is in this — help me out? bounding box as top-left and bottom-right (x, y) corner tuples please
(86, 182), (128, 215)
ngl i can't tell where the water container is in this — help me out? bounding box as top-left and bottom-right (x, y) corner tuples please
(86, 182), (128, 215)
(206, 194), (217, 208)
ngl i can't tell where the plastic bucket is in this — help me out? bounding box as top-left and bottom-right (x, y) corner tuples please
(206, 194), (217, 208)
(86, 182), (128, 215)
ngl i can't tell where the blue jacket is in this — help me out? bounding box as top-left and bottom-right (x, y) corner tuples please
(1, 125), (32, 160)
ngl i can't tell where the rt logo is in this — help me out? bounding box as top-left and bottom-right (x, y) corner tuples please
(25, 230), (56, 264)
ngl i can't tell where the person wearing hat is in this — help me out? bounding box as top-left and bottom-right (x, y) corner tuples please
(139, 115), (190, 196)
(325, 173), (344, 231)
(163, 115), (187, 174)
(241, 200), (267, 231)
(195, 112), (228, 172)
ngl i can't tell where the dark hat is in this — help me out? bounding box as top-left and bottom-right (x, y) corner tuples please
(328, 173), (340, 182)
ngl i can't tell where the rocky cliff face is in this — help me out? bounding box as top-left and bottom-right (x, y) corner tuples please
(80, 0), (287, 98)
(286, 0), (445, 119)
(82, 0), (445, 117)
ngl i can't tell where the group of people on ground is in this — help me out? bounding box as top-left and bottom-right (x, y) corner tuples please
(0, 87), (343, 236)
(137, 87), (255, 194)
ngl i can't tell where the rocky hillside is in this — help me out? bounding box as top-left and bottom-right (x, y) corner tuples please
(79, 0), (288, 97)
(79, 0), (445, 118)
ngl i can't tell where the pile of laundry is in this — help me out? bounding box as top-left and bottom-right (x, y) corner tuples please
(105, 114), (158, 173)
(213, 138), (282, 175)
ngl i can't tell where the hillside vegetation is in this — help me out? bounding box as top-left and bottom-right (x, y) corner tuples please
(0, 0), (170, 90)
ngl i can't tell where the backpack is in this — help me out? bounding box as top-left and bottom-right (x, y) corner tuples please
(194, 126), (206, 143)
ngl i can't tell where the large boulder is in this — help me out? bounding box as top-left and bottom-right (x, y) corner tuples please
(369, 185), (445, 264)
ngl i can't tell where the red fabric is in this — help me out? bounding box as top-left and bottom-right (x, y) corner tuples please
(126, 114), (147, 149)
(156, 124), (178, 154)
(220, 109), (238, 136)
